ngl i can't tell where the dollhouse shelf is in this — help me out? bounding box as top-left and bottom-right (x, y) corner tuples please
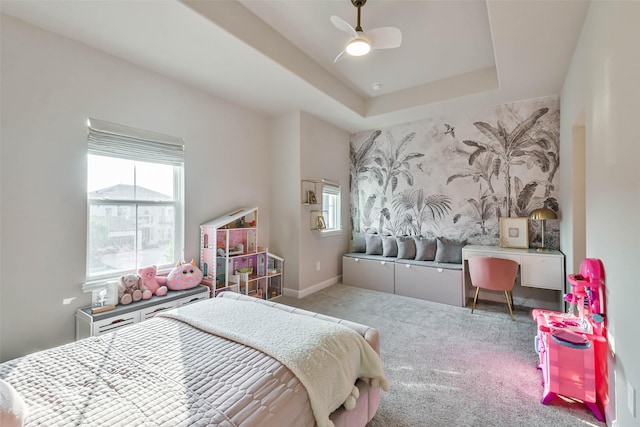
(199, 207), (284, 301)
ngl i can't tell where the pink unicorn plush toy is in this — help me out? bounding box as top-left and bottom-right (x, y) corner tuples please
(166, 260), (203, 291)
(137, 265), (168, 297)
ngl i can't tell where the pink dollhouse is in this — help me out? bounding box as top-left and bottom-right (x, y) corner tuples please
(199, 207), (284, 300)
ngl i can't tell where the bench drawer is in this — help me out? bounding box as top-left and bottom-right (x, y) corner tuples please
(139, 301), (178, 321)
(343, 256), (395, 293)
(92, 311), (140, 336)
(395, 262), (463, 306)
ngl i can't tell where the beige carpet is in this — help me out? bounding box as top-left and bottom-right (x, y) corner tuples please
(278, 284), (607, 427)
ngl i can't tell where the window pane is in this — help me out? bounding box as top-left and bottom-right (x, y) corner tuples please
(89, 155), (175, 202)
(136, 161), (175, 201)
(88, 155), (134, 199)
(88, 204), (136, 276)
(88, 204), (176, 278)
(137, 205), (175, 266)
(323, 193), (335, 228)
(322, 182), (341, 232)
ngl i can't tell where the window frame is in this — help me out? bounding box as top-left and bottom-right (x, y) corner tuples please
(84, 119), (185, 291)
(321, 179), (342, 236)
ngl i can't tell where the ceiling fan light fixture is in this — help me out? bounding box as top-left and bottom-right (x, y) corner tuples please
(346, 38), (371, 56)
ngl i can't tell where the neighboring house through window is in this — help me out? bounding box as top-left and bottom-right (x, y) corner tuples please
(86, 118), (184, 288)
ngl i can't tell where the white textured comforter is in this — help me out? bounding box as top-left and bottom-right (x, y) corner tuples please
(0, 312), (317, 426)
(160, 298), (389, 427)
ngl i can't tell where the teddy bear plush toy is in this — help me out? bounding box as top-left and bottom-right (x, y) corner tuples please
(138, 265), (168, 297)
(166, 260), (203, 291)
(118, 274), (151, 305)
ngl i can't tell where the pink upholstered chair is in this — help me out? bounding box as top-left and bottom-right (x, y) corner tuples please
(468, 256), (519, 321)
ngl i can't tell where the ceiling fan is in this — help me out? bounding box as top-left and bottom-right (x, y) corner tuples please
(330, 0), (402, 63)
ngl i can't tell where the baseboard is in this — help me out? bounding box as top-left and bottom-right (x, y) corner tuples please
(476, 292), (559, 311)
(283, 275), (342, 299)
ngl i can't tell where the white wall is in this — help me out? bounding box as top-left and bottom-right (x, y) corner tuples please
(299, 112), (350, 293)
(0, 15), (271, 362)
(269, 112), (301, 291)
(560, 2), (640, 424)
(268, 112), (350, 296)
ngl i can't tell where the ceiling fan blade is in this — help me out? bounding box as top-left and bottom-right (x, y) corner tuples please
(333, 49), (347, 63)
(367, 27), (402, 50)
(330, 15), (358, 38)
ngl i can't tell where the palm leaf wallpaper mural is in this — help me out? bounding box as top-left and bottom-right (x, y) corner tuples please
(350, 96), (560, 249)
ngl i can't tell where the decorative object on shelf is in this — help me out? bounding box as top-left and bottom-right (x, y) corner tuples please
(91, 281), (119, 313)
(301, 179), (322, 205)
(166, 260), (203, 291)
(138, 265), (169, 297)
(310, 209), (329, 231)
(308, 190), (317, 205)
(118, 274), (151, 305)
(499, 217), (529, 249)
(229, 243), (244, 255)
(317, 215), (327, 230)
(529, 208), (557, 251)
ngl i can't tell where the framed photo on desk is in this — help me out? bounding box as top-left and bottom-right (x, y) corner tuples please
(499, 217), (529, 248)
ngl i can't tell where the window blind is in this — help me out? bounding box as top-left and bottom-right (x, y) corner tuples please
(322, 179), (341, 194)
(87, 118), (184, 165)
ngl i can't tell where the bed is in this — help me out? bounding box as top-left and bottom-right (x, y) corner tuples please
(0, 292), (387, 427)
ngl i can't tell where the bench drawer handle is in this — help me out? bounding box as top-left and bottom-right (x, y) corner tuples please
(405, 264), (410, 269)
(437, 268), (443, 273)
(354, 258), (359, 262)
(380, 261), (386, 265)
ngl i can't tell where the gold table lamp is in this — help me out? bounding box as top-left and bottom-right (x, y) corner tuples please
(529, 208), (557, 251)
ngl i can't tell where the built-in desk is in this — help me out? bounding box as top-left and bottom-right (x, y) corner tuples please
(462, 245), (565, 310)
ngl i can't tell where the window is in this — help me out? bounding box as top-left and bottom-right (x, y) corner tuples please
(86, 118), (184, 287)
(321, 180), (341, 234)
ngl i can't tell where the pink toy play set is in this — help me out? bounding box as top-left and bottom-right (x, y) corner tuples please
(532, 258), (608, 422)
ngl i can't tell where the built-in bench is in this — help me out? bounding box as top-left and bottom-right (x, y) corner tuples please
(342, 253), (465, 307)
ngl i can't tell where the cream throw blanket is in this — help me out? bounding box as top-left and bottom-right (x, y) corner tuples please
(160, 298), (388, 427)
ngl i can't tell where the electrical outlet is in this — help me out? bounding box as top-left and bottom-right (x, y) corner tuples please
(316, 261), (321, 271)
(629, 379), (637, 417)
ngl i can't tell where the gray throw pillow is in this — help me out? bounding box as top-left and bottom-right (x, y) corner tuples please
(434, 237), (466, 264)
(365, 233), (383, 255)
(381, 235), (398, 257)
(396, 236), (416, 259)
(351, 232), (366, 253)
(414, 236), (437, 261)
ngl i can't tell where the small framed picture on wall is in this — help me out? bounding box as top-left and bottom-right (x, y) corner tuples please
(308, 190), (317, 204)
(499, 217), (529, 248)
(317, 215), (327, 230)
